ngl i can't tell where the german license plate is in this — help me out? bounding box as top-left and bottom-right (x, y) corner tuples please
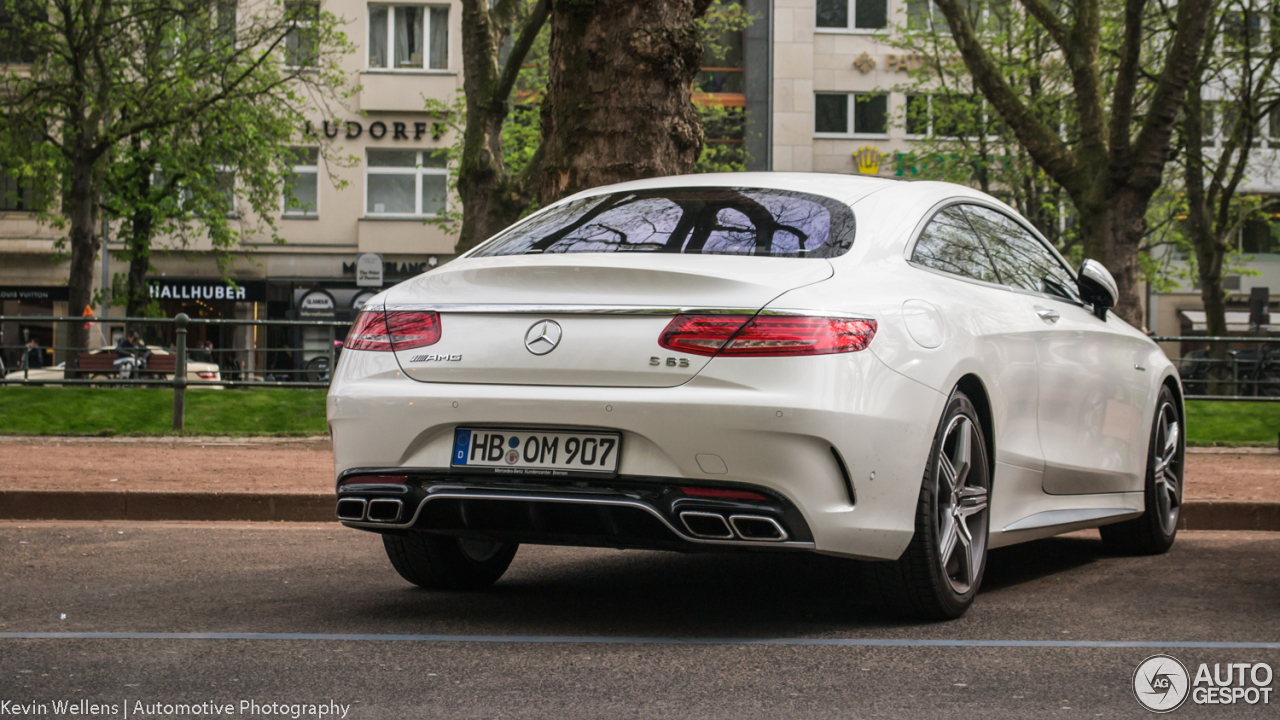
(452, 428), (621, 476)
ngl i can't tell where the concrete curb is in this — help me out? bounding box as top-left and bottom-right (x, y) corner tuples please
(2, 491), (1279, 531)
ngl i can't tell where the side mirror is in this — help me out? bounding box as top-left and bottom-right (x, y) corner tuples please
(1077, 259), (1118, 320)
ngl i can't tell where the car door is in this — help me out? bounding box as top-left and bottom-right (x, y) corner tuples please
(961, 204), (1150, 495)
(907, 204), (1046, 473)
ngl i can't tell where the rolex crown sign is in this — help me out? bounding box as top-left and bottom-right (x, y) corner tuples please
(855, 146), (882, 175)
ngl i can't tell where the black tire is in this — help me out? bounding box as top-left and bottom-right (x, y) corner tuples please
(382, 532), (518, 590)
(1100, 385), (1183, 555)
(871, 390), (991, 620)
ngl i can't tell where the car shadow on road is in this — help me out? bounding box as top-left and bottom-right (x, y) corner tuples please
(352, 534), (1110, 636)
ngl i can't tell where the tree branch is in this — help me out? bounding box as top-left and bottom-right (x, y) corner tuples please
(495, 0), (549, 105)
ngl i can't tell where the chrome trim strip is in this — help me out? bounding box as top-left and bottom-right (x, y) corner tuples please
(379, 304), (875, 321)
(382, 304), (758, 316)
(728, 515), (789, 542)
(340, 490), (816, 549)
(1001, 507), (1139, 533)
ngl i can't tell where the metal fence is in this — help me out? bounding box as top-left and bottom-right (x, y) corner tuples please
(3, 317), (1278, 431)
(0, 313), (351, 428)
(1151, 336), (1280, 402)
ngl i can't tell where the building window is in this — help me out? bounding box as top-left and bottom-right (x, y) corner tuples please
(0, 168), (40, 211)
(284, 0), (319, 68)
(816, 0), (887, 30)
(905, 93), (992, 138)
(283, 147), (319, 218)
(0, 0), (40, 64)
(815, 93), (887, 136)
(366, 149), (447, 217)
(368, 4), (448, 70)
(906, 0), (984, 32)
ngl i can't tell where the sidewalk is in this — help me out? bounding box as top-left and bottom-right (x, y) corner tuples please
(1, 437), (1277, 530)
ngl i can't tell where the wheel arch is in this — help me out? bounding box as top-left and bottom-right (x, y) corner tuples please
(954, 373), (995, 486)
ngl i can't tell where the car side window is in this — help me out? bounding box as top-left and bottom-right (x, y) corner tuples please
(961, 205), (1080, 302)
(910, 206), (1000, 284)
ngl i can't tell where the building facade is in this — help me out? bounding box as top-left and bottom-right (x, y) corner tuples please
(3, 0), (1277, 371)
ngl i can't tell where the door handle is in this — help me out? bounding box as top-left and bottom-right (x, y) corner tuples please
(1035, 307), (1060, 323)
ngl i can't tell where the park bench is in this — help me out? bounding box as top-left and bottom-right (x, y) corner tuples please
(74, 352), (177, 377)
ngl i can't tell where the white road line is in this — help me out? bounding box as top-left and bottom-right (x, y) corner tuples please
(2, 632), (1279, 648)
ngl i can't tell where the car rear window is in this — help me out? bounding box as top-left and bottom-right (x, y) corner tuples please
(472, 187), (856, 259)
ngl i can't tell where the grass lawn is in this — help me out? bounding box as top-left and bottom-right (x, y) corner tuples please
(0, 387), (328, 436)
(0, 388), (1277, 444)
(1184, 400), (1280, 446)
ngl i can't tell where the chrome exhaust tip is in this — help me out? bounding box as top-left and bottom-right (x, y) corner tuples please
(729, 515), (788, 542)
(336, 498), (367, 521)
(679, 511), (735, 539)
(366, 498), (404, 523)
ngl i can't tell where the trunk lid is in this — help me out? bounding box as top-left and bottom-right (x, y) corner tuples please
(383, 254), (833, 387)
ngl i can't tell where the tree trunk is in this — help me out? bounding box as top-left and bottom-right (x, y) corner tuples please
(536, 0), (712, 207)
(453, 0), (548, 254)
(65, 149), (101, 372)
(125, 205), (155, 331)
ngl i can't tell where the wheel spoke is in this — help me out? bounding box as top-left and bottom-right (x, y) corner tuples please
(1155, 478), (1171, 518)
(956, 528), (974, 587)
(939, 515), (959, 566)
(938, 453), (958, 496)
(1161, 419), (1179, 467)
(951, 419), (972, 488)
(957, 486), (988, 517)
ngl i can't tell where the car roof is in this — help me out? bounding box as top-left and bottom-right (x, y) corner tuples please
(559, 172), (903, 207)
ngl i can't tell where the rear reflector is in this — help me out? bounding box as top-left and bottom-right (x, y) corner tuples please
(345, 310), (441, 352)
(680, 487), (768, 501)
(660, 314), (876, 357)
(341, 474), (408, 485)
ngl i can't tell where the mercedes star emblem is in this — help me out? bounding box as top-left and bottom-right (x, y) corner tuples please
(524, 320), (563, 356)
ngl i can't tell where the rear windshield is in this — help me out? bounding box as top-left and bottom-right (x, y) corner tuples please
(472, 187), (856, 259)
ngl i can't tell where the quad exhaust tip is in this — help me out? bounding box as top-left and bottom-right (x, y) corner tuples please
(680, 511), (788, 542)
(679, 511), (735, 539)
(336, 498), (367, 521)
(729, 515), (788, 542)
(366, 498), (404, 523)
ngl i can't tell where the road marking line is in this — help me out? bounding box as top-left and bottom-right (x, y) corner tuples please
(2, 633), (1279, 649)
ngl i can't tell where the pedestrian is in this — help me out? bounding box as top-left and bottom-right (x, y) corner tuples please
(113, 330), (150, 378)
(24, 338), (44, 369)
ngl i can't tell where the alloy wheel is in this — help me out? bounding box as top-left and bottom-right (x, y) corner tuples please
(935, 415), (989, 595)
(1152, 402), (1182, 535)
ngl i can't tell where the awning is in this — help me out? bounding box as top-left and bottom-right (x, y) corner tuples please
(1178, 310), (1279, 333)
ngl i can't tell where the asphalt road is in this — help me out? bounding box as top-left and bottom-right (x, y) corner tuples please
(2, 523), (1278, 719)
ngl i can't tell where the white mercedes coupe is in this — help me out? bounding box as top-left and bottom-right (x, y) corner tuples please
(328, 173), (1184, 619)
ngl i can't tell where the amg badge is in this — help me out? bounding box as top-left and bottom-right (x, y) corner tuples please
(410, 353), (461, 362)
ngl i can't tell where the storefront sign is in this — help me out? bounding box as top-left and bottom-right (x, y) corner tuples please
(352, 291), (378, 311)
(356, 253), (384, 287)
(0, 286), (70, 301)
(147, 279), (266, 302)
(299, 289), (337, 319)
(307, 120), (446, 142)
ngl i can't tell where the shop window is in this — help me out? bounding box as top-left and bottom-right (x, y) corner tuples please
(283, 147), (319, 218)
(284, 0), (319, 68)
(366, 148), (447, 217)
(1241, 214), (1279, 255)
(0, 0), (41, 64)
(816, 0), (887, 30)
(814, 93), (887, 136)
(368, 4), (448, 70)
(0, 166), (41, 211)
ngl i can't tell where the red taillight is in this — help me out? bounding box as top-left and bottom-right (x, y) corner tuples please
(658, 315), (752, 356)
(345, 310), (393, 351)
(196, 371), (217, 379)
(341, 474), (408, 485)
(385, 311), (441, 350)
(344, 310), (441, 352)
(680, 487), (768, 501)
(659, 314), (876, 357)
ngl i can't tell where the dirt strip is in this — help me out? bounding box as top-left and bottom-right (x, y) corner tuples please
(1, 438), (1275, 501)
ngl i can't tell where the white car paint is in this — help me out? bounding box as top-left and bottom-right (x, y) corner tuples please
(328, 172), (1181, 561)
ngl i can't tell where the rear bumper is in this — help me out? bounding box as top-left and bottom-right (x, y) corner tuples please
(327, 350), (946, 560)
(334, 471), (815, 552)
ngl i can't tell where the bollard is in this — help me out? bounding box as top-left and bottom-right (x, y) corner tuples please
(173, 313), (189, 431)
